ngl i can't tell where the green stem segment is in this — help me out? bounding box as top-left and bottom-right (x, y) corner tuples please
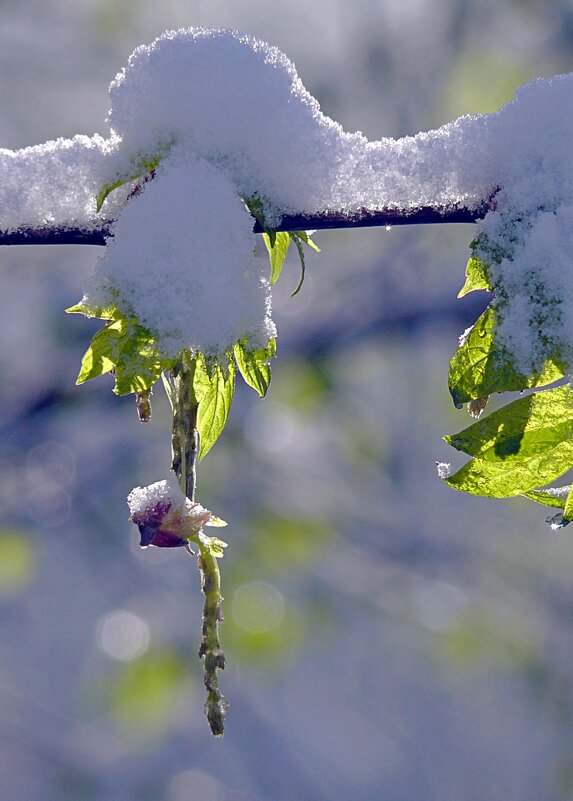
(197, 546), (229, 736)
(167, 354), (199, 499)
(166, 352), (229, 736)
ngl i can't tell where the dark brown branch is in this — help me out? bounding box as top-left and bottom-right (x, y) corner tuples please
(0, 202), (491, 247)
(0, 226), (112, 246)
(253, 203), (490, 233)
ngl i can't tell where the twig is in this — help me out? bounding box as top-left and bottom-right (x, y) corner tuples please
(166, 352), (228, 736)
(0, 201), (491, 247)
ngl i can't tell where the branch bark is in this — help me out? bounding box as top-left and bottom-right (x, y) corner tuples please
(0, 202), (491, 247)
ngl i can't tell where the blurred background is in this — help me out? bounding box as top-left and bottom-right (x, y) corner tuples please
(2, 1), (573, 799)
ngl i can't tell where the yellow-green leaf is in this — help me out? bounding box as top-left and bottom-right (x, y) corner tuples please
(193, 356), (236, 459)
(444, 386), (573, 497)
(458, 254), (492, 298)
(445, 385), (573, 461)
(76, 320), (126, 384)
(66, 300), (118, 320)
(263, 231), (291, 284)
(234, 338), (276, 398)
(294, 230), (321, 253)
(449, 306), (565, 406)
(522, 486), (571, 509)
(76, 315), (172, 395)
(96, 153), (163, 212)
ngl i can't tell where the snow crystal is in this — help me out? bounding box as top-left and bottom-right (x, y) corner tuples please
(435, 462), (452, 479)
(541, 486), (571, 499)
(0, 134), (126, 232)
(127, 475), (186, 517)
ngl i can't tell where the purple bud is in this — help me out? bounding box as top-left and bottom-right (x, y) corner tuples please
(127, 478), (226, 549)
(140, 527), (187, 548)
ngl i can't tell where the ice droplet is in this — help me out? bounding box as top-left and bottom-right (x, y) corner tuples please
(546, 512), (570, 531)
(435, 461), (452, 479)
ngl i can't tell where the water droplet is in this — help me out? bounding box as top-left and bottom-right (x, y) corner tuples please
(468, 396), (489, 418)
(546, 512), (571, 531)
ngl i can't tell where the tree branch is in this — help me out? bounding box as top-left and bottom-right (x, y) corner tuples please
(0, 226), (112, 246)
(0, 202), (491, 247)
(253, 203), (490, 233)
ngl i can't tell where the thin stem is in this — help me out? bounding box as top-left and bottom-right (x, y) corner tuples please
(196, 545), (228, 736)
(168, 353), (228, 736)
(167, 354), (199, 500)
(0, 201), (492, 247)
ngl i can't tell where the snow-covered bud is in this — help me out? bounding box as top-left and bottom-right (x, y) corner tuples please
(127, 475), (226, 548)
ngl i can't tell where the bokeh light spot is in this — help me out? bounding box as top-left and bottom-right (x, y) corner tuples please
(0, 529), (36, 596)
(96, 609), (150, 661)
(168, 769), (224, 801)
(232, 580), (285, 633)
(25, 441), (76, 527)
(412, 581), (468, 632)
(26, 441), (76, 488)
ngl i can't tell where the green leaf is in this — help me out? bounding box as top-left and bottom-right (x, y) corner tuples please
(458, 254), (492, 298)
(445, 452), (573, 498)
(564, 487), (573, 521)
(193, 355), (236, 459)
(522, 486), (571, 509)
(289, 234), (306, 297)
(65, 300), (118, 320)
(263, 231), (291, 284)
(96, 154), (163, 212)
(245, 196), (319, 293)
(289, 231), (320, 296)
(76, 320), (125, 384)
(243, 194), (267, 229)
(96, 179), (124, 213)
(445, 385), (573, 461)
(234, 338), (276, 398)
(65, 302), (90, 315)
(113, 330), (170, 396)
(448, 305), (565, 406)
(293, 230), (321, 253)
(76, 316), (173, 395)
(443, 386), (573, 497)
(208, 537), (228, 558)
